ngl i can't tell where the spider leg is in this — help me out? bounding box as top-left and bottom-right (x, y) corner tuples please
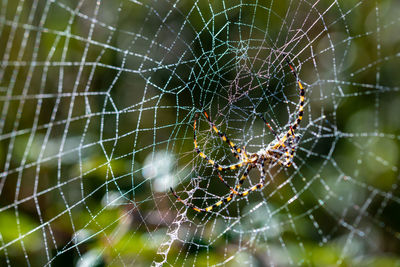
(193, 143), (249, 171)
(269, 61), (305, 152)
(170, 165), (254, 212)
(258, 113), (280, 142)
(170, 187), (235, 213)
(193, 112), (252, 171)
(193, 125), (249, 171)
(282, 144), (295, 167)
(215, 164), (253, 195)
(258, 60), (305, 145)
(283, 126), (296, 167)
(286, 60), (305, 132)
(271, 60), (304, 167)
(285, 146), (295, 167)
(291, 79), (304, 131)
(236, 161), (267, 197)
(202, 111), (245, 159)
(234, 164), (253, 192)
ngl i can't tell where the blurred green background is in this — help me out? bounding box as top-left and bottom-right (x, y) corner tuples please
(0, 0), (399, 266)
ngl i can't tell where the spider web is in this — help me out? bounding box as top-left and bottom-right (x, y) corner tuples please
(0, 0), (400, 266)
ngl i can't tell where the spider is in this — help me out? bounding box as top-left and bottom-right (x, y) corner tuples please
(170, 60), (305, 212)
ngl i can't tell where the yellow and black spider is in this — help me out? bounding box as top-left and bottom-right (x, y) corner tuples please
(171, 60), (305, 212)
